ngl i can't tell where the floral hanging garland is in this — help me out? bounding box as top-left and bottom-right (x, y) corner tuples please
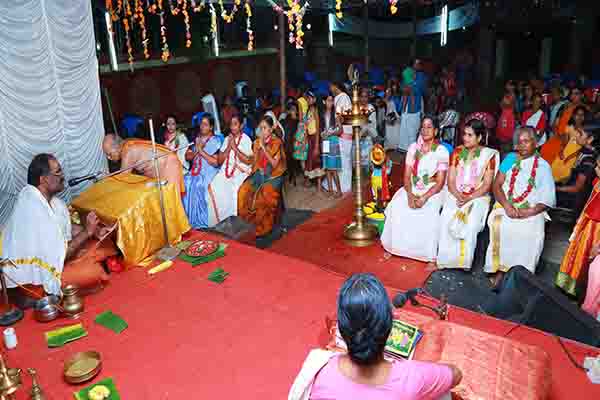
(411, 141), (439, 190)
(218, 0), (242, 23)
(455, 146), (481, 194)
(245, 0), (254, 51)
(123, 0), (134, 69)
(507, 153), (539, 207)
(266, 0), (308, 49)
(389, 0), (398, 15)
(335, 0), (342, 19)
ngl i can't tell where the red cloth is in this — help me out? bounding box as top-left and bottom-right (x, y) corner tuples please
(521, 110), (547, 133)
(496, 107), (516, 142)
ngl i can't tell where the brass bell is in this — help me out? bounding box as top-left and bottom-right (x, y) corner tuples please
(28, 368), (46, 400)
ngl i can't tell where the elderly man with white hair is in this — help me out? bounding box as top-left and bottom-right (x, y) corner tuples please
(485, 127), (556, 286)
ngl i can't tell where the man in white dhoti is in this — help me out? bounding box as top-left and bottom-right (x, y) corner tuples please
(397, 83), (424, 152)
(437, 120), (499, 270)
(0, 154), (107, 296)
(485, 127), (556, 286)
(330, 82), (353, 193)
(381, 115), (449, 262)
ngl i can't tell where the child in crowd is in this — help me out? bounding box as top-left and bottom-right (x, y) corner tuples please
(496, 92), (518, 155)
(321, 94), (342, 197)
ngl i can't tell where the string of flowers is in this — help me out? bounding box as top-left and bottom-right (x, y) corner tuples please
(411, 141), (439, 189)
(335, 0), (342, 18)
(147, 0), (157, 13)
(245, 0), (254, 51)
(122, 0), (134, 70)
(507, 153), (539, 205)
(265, 0), (309, 49)
(191, 0), (205, 12)
(169, 0), (181, 15)
(210, 2), (218, 35)
(157, 0), (171, 61)
(218, 0), (241, 23)
(389, 0), (398, 15)
(182, 0), (192, 47)
(133, 0), (150, 58)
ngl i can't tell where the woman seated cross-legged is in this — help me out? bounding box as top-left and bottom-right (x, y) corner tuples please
(238, 116), (287, 236)
(290, 273), (462, 400)
(381, 115), (449, 263)
(437, 119), (499, 270)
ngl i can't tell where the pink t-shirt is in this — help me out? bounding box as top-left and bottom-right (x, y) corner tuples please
(310, 355), (453, 400)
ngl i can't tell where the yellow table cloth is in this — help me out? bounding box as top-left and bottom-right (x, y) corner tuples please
(71, 173), (191, 266)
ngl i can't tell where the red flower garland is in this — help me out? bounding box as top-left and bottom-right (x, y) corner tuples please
(507, 154), (539, 204)
(225, 134), (243, 178)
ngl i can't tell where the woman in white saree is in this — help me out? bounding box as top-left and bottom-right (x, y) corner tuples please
(207, 115), (253, 226)
(484, 127), (556, 286)
(381, 115), (449, 262)
(437, 120), (499, 270)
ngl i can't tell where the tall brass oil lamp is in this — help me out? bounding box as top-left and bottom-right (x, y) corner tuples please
(340, 73), (378, 247)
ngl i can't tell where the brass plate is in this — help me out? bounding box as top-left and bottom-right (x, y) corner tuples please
(63, 351), (102, 384)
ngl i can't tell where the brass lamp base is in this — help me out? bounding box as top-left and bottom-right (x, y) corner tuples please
(343, 221), (378, 247)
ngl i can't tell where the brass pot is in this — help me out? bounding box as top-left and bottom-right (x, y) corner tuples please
(61, 285), (84, 317)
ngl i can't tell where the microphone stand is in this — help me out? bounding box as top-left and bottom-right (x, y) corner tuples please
(148, 118), (181, 261)
(417, 293), (448, 321)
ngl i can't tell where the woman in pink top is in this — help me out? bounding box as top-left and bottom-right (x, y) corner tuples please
(310, 273), (462, 400)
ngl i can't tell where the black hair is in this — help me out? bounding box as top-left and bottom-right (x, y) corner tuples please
(165, 114), (177, 123)
(201, 113), (215, 129)
(465, 118), (487, 139)
(337, 273), (392, 366)
(27, 153), (54, 187)
(421, 113), (439, 131)
(261, 115), (275, 128)
(582, 126), (600, 148)
(568, 105), (588, 126)
(331, 81), (347, 93)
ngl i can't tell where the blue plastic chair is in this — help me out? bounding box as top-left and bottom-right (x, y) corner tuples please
(120, 114), (144, 138)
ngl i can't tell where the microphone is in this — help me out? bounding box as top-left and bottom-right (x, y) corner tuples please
(392, 288), (448, 320)
(392, 288), (422, 308)
(68, 172), (102, 187)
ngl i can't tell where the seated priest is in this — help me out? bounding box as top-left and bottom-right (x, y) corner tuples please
(0, 154), (117, 300)
(484, 127), (556, 287)
(102, 134), (185, 194)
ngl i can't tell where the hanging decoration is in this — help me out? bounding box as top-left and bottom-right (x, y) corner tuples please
(123, 0), (134, 70)
(134, 0), (150, 58)
(106, 0), (207, 66)
(335, 0), (342, 18)
(210, 2), (218, 34)
(265, 0), (308, 49)
(218, 0), (242, 23)
(157, 0), (171, 61)
(182, 0), (192, 47)
(389, 0), (398, 15)
(245, 0), (254, 51)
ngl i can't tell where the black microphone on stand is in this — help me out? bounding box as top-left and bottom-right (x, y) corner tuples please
(392, 288), (448, 320)
(68, 172), (103, 187)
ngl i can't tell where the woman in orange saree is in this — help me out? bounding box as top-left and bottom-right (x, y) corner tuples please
(556, 161), (600, 299)
(238, 116), (287, 236)
(540, 88), (584, 164)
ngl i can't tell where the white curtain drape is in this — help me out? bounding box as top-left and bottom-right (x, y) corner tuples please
(0, 0), (107, 227)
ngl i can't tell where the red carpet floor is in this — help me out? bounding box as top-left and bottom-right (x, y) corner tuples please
(269, 195), (432, 291)
(7, 232), (599, 399)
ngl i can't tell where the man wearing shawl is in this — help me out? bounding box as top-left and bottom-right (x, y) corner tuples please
(1, 154), (113, 296)
(485, 128), (556, 286)
(102, 134), (185, 194)
(330, 82), (354, 193)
